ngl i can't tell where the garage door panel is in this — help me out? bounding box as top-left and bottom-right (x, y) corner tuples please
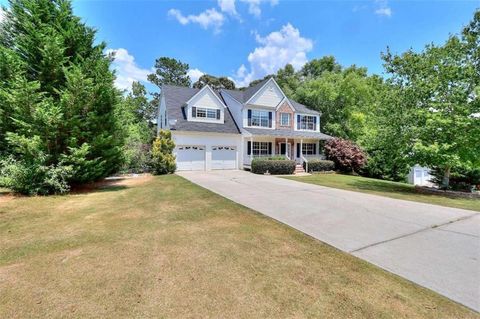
(212, 146), (237, 170)
(176, 145), (205, 171)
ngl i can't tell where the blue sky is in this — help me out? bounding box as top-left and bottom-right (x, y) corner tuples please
(1, 0), (478, 92)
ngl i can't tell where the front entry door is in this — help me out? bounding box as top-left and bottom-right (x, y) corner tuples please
(280, 143), (291, 158)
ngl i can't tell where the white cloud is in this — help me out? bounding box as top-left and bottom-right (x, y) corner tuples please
(374, 0), (392, 17)
(218, 0), (238, 16)
(187, 68), (205, 83)
(234, 23), (313, 87)
(105, 48), (152, 91)
(375, 7), (392, 17)
(240, 0), (278, 17)
(168, 8), (225, 33)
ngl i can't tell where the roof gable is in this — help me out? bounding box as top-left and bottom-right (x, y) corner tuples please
(186, 85), (226, 109)
(245, 78), (286, 107)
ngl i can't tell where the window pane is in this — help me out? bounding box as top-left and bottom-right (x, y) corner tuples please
(253, 142), (269, 155)
(197, 108), (206, 118)
(299, 115), (315, 130)
(207, 109), (216, 118)
(195, 107), (218, 119)
(251, 110), (269, 127)
(302, 143), (316, 155)
(281, 113), (289, 126)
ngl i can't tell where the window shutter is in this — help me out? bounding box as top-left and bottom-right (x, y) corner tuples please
(247, 141), (251, 155)
(192, 107), (196, 118)
(297, 144), (300, 158)
(313, 143), (317, 154)
(268, 142), (272, 155)
(297, 114), (301, 129)
(313, 116), (317, 130)
(216, 109), (221, 120)
(247, 109), (252, 126)
(268, 112), (272, 128)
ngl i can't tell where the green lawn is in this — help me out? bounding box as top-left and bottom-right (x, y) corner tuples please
(0, 175), (477, 318)
(285, 173), (480, 212)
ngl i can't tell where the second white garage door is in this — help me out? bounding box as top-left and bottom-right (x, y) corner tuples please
(211, 146), (237, 170)
(176, 145), (205, 171)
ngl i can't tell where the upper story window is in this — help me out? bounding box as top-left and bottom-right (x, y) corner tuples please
(248, 109), (272, 128)
(297, 115), (317, 131)
(280, 113), (290, 126)
(192, 107), (220, 120)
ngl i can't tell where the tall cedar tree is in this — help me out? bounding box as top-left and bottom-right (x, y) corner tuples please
(0, 0), (122, 192)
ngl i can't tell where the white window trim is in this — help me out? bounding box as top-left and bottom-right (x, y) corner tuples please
(252, 141), (269, 156)
(189, 105), (223, 123)
(296, 114), (318, 131)
(280, 113), (290, 126)
(302, 143), (316, 155)
(249, 109), (271, 128)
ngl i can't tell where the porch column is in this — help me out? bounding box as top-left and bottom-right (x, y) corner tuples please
(300, 139), (303, 157)
(317, 140), (320, 156)
(285, 137), (288, 157)
(250, 137), (253, 161)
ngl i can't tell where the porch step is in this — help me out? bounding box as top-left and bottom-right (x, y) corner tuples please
(294, 164), (305, 174)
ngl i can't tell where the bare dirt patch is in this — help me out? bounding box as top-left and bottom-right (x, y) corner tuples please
(71, 174), (153, 194)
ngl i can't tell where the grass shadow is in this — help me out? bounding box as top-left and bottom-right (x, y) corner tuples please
(348, 178), (416, 195)
(70, 179), (130, 195)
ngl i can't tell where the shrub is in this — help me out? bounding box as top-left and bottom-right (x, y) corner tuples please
(303, 159), (335, 172)
(251, 159), (295, 175)
(430, 165), (480, 191)
(266, 155), (288, 160)
(0, 156), (72, 195)
(150, 130), (176, 175)
(325, 138), (367, 173)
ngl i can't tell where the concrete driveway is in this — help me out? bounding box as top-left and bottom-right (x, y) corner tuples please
(177, 170), (480, 311)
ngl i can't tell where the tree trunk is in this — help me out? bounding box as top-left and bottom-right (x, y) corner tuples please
(441, 166), (451, 189)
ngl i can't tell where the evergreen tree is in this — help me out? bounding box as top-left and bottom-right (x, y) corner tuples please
(150, 130), (176, 175)
(0, 0), (122, 194)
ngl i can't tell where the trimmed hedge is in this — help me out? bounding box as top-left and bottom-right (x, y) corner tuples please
(251, 159), (295, 175)
(303, 159), (335, 172)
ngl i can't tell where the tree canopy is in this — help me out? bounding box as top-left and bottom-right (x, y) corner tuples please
(193, 74), (235, 90)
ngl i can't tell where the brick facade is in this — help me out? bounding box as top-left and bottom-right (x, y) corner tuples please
(275, 101), (294, 130)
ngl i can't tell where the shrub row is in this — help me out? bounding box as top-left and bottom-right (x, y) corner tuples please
(303, 159), (335, 173)
(251, 159), (296, 175)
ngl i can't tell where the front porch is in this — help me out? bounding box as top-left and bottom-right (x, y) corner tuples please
(243, 136), (327, 169)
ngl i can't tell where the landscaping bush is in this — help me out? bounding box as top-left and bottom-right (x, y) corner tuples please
(251, 159), (295, 175)
(303, 159), (335, 172)
(149, 130), (176, 175)
(0, 156), (72, 195)
(325, 138), (367, 173)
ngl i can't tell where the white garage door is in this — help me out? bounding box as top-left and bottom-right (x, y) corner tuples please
(176, 145), (205, 171)
(212, 146), (237, 170)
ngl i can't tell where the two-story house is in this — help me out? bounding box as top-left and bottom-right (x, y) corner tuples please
(158, 77), (332, 172)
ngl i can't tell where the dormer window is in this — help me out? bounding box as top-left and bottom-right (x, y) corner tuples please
(192, 107), (220, 120)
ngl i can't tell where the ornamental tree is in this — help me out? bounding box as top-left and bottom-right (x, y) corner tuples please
(324, 138), (367, 173)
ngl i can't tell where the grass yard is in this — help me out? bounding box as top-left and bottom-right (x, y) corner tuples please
(0, 175), (478, 318)
(285, 173), (480, 212)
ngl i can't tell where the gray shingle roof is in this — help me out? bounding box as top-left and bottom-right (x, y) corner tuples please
(162, 85), (240, 134)
(244, 128), (333, 140)
(221, 80), (320, 115)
